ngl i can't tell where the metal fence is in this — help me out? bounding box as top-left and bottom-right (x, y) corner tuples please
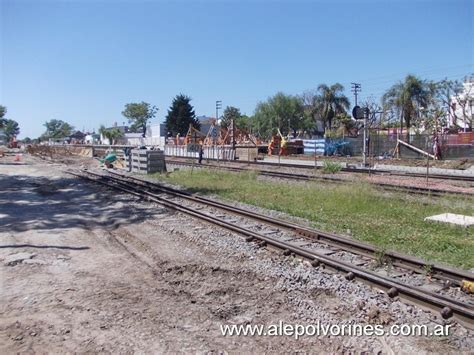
(329, 132), (473, 159)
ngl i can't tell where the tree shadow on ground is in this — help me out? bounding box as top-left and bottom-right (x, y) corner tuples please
(0, 174), (167, 233)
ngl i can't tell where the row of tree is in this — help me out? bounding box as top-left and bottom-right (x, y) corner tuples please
(218, 84), (353, 139)
(32, 97), (195, 142)
(382, 75), (471, 134)
(164, 85), (352, 139)
(252, 84), (351, 138)
(220, 75), (472, 139)
(5, 73), (471, 143)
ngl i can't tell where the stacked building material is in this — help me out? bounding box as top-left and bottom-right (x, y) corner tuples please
(128, 149), (166, 174)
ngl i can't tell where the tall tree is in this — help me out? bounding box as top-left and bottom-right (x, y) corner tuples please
(42, 119), (74, 139)
(165, 94), (200, 136)
(0, 105), (7, 129)
(0, 106), (19, 142)
(382, 75), (430, 137)
(315, 83), (350, 131)
(253, 92), (305, 138)
(435, 79), (463, 116)
(359, 97), (384, 129)
(448, 77), (473, 130)
(235, 114), (251, 131)
(122, 102), (158, 136)
(4, 119), (20, 140)
(220, 106), (241, 129)
(301, 89), (325, 135)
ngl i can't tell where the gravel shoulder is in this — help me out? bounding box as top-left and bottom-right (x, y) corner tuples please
(0, 154), (472, 353)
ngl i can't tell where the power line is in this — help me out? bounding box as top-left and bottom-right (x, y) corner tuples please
(350, 64), (472, 84)
(344, 70), (472, 92)
(353, 73), (471, 101)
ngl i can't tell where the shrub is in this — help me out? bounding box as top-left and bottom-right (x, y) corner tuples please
(322, 160), (342, 174)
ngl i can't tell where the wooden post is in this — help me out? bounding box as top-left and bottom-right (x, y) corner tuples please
(396, 130), (400, 158)
(277, 143), (281, 167)
(363, 115), (367, 166)
(425, 138), (431, 188)
(426, 153), (430, 186)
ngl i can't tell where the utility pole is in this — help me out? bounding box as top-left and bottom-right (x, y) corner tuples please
(351, 83), (361, 106)
(216, 100), (222, 162)
(351, 83), (365, 165)
(231, 118), (235, 153)
(216, 100), (222, 124)
(363, 107), (368, 167)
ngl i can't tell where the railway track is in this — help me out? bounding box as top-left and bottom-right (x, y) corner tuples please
(166, 155), (474, 182)
(166, 159), (473, 197)
(69, 169), (474, 329)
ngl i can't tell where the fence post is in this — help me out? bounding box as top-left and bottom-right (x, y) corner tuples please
(314, 140), (317, 172)
(278, 143), (281, 167)
(425, 139), (431, 188)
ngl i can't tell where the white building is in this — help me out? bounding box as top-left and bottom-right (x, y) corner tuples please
(84, 133), (99, 144)
(123, 123), (166, 148)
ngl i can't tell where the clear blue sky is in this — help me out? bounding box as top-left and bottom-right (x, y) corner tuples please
(1, 0), (472, 138)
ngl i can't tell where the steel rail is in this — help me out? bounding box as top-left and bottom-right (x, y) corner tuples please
(166, 155), (474, 183)
(69, 169), (474, 329)
(105, 170), (474, 286)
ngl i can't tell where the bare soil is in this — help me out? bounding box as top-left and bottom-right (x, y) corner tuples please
(0, 154), (472, 353)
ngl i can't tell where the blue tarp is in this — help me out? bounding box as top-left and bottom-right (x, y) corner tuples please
(302, 138), (352, 156)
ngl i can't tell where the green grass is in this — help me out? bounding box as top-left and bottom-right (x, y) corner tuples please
(150, 169), (474, 269)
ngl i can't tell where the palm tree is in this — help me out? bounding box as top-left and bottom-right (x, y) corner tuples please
(382, 75), (430, 139)
(316, 83), (350, 131)
(99, 125), (123, 145)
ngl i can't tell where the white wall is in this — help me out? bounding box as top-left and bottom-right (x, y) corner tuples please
(146, 124), (162, 138)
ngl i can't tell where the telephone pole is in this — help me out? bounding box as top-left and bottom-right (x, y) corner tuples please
(215, 100), (222, 162)
(351, 83), (366, 166)
(215, 100), (222, 123)
(351, 83), (361, 106)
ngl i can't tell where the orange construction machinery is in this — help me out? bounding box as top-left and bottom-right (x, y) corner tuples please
(268, 129), (303, 156)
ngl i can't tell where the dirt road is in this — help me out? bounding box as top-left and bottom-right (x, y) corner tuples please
(0, 155), (472, 353)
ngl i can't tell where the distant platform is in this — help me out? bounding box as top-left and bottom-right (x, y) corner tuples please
(424, 213), (474, 228)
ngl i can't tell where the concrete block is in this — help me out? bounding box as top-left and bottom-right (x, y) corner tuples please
(129, 148), (166, 174)
(424, 213), (474, 228)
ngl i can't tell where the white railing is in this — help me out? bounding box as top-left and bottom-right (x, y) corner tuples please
(164, 145), (235, 160)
